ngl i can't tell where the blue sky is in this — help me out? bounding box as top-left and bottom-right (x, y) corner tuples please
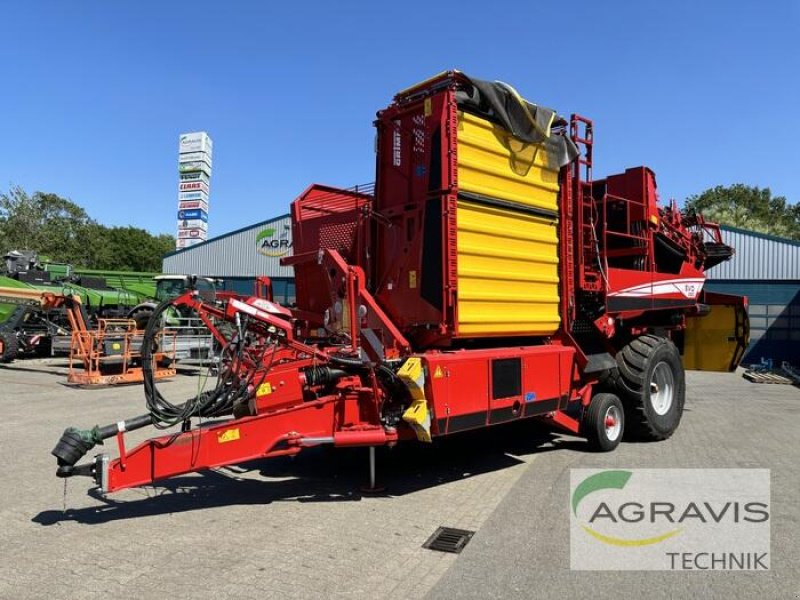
(1, 1), (797, 237)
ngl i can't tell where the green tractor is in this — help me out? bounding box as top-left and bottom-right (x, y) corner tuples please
(126, 275), (218, 330)
(2, 251), (142, 318)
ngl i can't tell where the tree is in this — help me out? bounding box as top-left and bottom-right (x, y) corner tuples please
(685, 184), (799, 240)
(89, 226), (175, 272)
(0, 186), (175, 271)
(0, 186), (95, 263)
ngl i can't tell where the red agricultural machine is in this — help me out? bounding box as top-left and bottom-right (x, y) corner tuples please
(52, 71), (748, 494)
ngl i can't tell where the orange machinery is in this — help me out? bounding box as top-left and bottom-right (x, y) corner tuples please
(0, 286), (175, 385)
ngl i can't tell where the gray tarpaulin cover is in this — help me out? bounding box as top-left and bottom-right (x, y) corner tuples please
(455, 74), (579, 168)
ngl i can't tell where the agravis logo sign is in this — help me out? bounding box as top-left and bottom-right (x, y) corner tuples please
(572, 470), (682, 546)
(570, 469), (770, 570)
(256, 224), (292, 257)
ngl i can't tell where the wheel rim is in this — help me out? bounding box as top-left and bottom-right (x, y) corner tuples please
(649, 362), (674, 416)
(604, 405), (622, 441)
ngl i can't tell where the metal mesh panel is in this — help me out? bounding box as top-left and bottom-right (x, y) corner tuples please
(291, 183), (375, 318)
(292, 183), (374, 260)
(318, 222), (359, 255)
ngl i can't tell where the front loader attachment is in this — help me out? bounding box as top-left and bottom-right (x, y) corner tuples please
(683, 291), (749, 372)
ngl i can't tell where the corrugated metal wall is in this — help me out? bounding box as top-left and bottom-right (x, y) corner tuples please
(705, 226), (799, 365)
(162, 215), (294, 278)
(707, 226), (800, 280)
(705, 281), (800, 364)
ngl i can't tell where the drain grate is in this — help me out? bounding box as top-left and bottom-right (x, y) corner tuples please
(422, 526), (475, 554)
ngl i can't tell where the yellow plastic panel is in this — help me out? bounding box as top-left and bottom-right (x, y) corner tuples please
(457, 111), (560, 212)
(456, 200), (560, 336)
(683, 305), (744, 372)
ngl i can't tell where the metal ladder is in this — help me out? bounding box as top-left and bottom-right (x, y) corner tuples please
(570, 115), (603, 291)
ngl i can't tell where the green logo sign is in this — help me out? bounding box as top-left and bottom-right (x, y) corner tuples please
(257, 225), (292, 257)
(572, 470), (682, 547)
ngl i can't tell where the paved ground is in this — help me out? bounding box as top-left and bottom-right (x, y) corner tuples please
(429, 370), (800, 599)
(0, 359), (797, 599)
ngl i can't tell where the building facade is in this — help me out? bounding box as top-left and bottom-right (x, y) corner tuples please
(162, 214), (296, 305)
(705, 226), (800, 365)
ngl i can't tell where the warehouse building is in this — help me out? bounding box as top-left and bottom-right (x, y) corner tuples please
(705, 226), (800, 365)
(162, 214), (296, 305)
(164, 220), (799, 364)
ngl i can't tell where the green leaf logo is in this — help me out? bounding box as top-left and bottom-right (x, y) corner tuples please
(572, 470), (632, 516)
(256, 228), (276, 242)
(572, 470), (681, 546)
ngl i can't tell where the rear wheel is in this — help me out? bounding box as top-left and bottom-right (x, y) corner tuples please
(130, 308), (154, 331)
(0, 330), (19, 363)
(583, 392), (625, 452)
(34, 335), (53, 357)
(614, 334), (685, 441)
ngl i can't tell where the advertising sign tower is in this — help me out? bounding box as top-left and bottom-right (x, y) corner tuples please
(176, 132), (212, 249)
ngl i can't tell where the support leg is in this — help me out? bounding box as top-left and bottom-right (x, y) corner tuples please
(360, 446), (385, 494)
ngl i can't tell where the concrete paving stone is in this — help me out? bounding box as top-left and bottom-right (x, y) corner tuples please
(426, 371), (800, 599)
(2, 361), (798, 599)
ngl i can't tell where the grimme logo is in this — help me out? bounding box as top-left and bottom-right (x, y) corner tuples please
(570, 469), (770, 571)
(257, 224), (292, 257)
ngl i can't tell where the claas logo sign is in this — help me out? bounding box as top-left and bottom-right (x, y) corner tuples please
(256, 224), (292, 257)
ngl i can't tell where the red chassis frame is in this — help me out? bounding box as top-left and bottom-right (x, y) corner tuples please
(99, 345), (588, 494)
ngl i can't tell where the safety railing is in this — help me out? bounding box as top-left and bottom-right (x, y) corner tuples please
(157, 314), (217, 367)
(600, 193), (652, 270)
(68, 320), (177, 385)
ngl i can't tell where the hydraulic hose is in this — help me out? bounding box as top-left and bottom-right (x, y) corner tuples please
(53, 298), (272, 476)
(326, 354), (368, 369)
(141, 298), (239, 428)
(52, 297), (401, 476)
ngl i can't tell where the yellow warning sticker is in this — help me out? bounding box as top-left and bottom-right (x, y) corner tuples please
(256, 382), (273, 397)
(217, 428), (240, 444)
(424, 98), (432, 117)
(433, 365), (444, 379)
(409, 270), (417, 289)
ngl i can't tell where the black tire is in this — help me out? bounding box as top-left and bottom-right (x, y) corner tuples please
(130, 308), (154, 331)
(35, 335), (53, 357)
(583, 392), (624, 452)
(0, 331), (19, 363)
(614, 334), (685, 441)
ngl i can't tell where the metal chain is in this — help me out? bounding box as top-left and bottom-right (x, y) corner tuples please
(62, 478), (68, 516)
